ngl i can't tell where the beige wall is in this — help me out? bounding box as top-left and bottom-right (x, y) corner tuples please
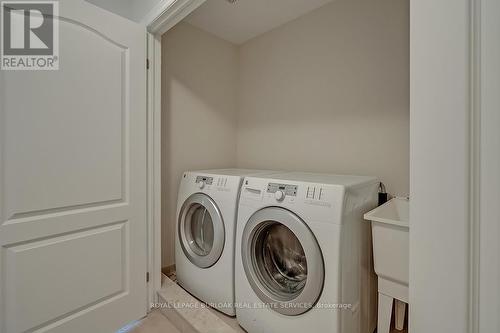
(236, 0), (409, 196)
(161, 23), (238, 267)
(162, 0), (409, 267)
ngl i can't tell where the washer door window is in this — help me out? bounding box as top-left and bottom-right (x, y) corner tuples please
(241, 207), (324, 316)
(179, 193), (225, 268)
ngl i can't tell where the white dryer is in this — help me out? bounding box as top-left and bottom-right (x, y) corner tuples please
(235, 172), (379, 333)
(175, 169), (276, 316)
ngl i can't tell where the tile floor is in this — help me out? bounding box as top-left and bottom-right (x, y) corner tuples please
(209, 309), (246, 333)
(123, 309), (407, 333)
(125, 311), (242, 333)
(125, 273), (407, 333)
(122, 310), (181, 333)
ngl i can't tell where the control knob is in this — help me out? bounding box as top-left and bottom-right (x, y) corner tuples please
(275, 190), (285, 201)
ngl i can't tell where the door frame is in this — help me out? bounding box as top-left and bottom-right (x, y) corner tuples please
(477, 1), (500, 331)
(146, 31), (162, 306)
(409, 0), (485, 332)
(144, 0), (207, 307)
(143, 2), (497, 333)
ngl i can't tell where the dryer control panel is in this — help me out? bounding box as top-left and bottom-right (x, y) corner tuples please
(194, 175), (231, 191)
(195, 176), (213, 185)
(267, 183), (298, 196)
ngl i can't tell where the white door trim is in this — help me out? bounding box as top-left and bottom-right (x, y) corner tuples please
(466, 1), (500, 332)
(477, 0), (500, 331)
(410, 0), (492, 332)
(469, 0), (481, 331)
(143, 0), (206, 35)
(144, 0), (204, 308)
(146, 32), (163, 307)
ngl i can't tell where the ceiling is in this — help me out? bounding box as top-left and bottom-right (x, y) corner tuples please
(185, 0), (334, 45)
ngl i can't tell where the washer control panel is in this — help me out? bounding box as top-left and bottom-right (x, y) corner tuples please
(267, 183), (298, 196)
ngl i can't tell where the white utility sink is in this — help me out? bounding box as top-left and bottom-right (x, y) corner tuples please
(366, 197), (409, 228)
(364, 197), (409, 332)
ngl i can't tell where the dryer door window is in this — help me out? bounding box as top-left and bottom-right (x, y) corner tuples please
(179, 193), (225, 268)
(241, 207), (324, 316)
(186, 203), (214, 256)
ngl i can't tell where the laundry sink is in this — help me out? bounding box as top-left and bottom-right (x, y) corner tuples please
(364, 197), (409, 293)
(364, 197), (409, 332)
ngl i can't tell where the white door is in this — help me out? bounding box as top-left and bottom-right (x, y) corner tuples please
(0, 1), (147, 332)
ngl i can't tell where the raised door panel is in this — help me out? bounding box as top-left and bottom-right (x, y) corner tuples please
(4, 222), (126, 333)
(2, 18), (127, 222)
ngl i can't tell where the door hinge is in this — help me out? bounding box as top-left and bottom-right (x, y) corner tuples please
(146, 272), (150, 283)
(146, 58), (150, 70)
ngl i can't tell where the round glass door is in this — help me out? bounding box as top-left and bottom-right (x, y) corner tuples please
(185, 203), (214, 256)
(178, 193), (225, 268)
(242, 207), (324, 316)
(255, 223), (307, 298)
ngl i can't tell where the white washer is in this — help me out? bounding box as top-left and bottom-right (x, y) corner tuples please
(235, 172), (379, 333)
(175, 169), (277, 316)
